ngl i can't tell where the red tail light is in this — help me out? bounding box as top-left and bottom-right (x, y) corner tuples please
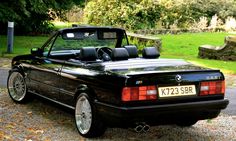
(122, 85), (157, 102)
(200, 81), (225, 96)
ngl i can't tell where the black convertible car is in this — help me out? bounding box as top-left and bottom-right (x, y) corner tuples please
(7, 26), (229, 138)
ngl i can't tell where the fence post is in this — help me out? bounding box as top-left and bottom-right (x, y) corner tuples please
(7, 21), (14, 53)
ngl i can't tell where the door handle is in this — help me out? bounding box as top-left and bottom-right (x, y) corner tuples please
(56, 67), (62, 75)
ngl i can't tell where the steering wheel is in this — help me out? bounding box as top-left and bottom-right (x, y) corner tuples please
(97, 47), (112, 61)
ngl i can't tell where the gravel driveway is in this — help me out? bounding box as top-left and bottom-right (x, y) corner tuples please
(1, 58), (236, 140)
(0, 88), (236, 141)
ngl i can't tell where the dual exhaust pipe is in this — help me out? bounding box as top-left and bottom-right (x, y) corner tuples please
(134, 122), (150, 133)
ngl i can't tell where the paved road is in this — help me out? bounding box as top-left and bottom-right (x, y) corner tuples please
(0, 68), (235, 115)
(0, 68), (9, 88)
(222, 88), (236, 115)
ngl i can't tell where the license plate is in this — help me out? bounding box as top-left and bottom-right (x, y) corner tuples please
(158, 85), (196, 98)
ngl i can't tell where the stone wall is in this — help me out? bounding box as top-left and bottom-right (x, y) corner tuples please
(133, 28), (225, 35)
(198, 36), (236, 61)
(127, 32), (162, 52)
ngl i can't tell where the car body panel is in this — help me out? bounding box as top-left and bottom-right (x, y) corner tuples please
(95, 99), (228, 126)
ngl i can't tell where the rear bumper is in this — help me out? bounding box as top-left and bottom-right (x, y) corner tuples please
(95, 99), (229, 126)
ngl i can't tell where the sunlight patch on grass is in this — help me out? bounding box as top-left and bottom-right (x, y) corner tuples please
(188, 60), (235, 74)
(157, 32), (236, 74)
(52, 21), (79, 29)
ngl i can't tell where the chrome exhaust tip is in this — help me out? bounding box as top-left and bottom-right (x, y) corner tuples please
(134, 125), (143, 133)
(142, 124), (150, 132)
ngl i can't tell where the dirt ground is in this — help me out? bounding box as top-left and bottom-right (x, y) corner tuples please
(1, 58), (236, 140)
(1, 88), (236, 141)
(0, 58), (11, 68)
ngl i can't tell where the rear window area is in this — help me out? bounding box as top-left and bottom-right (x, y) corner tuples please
(51, 30), (122, 51)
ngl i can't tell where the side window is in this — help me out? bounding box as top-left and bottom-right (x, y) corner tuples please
(51, 35), (66, 51)
(43, 36), (56, 57)
(121, 32), (129, 47)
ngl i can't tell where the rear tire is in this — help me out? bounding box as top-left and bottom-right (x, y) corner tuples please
(75, 93), (106, 138)
(7, 69), (30, 103)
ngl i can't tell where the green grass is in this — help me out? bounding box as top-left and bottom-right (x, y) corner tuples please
(157, 32), (236, 74)
(0, 32), (236, 74)
(0, 35), (48, 57)
(0, 21), (76, 57)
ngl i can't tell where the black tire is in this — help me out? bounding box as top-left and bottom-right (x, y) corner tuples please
(176, 119), (198, 127)
(74, 93), (106, 138)
(7, 69), (30, 103)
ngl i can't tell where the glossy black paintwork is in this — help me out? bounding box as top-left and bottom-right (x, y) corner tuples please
(10, 27), (228, 122)
(12, 53), (225, 107)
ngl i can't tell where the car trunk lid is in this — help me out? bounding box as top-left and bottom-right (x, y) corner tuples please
(99, 58), (225, 104)
(102, 58), (210, 75)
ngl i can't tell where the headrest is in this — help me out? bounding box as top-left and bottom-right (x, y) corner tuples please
(142, 47), (160, 59)
(80, 47), (98, 61)
(111, 48), (129, 61)
(124, 45), (138, 58)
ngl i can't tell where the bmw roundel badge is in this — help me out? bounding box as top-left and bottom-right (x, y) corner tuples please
(175, 74), (182, 83)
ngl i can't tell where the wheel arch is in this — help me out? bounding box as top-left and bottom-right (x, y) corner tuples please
(74, 84), (97, 103)
(10, 64), (25, 76)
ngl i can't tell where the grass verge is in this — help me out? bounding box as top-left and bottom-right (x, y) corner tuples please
(0, 35), (48, 58)
(157, 32), (236, 74)
(0, 32), (235, 74)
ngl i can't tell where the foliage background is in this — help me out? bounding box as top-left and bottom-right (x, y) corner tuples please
(84, 0), (236, 30)
(0, 0), (84, 35)
(1, 0), (236, 34)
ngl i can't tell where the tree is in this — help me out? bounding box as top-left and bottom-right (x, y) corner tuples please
(0, 0), (85, 35)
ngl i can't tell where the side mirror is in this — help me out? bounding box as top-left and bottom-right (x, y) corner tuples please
(31, 48), (43, 56)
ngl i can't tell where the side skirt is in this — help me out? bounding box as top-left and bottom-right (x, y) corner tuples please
(29, 90), (75, 110)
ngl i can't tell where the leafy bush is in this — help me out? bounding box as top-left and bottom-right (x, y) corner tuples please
(225, 17), (236, 31)
(190, 16), (208, 31)
(83, 0), (236, 30)
(84, 0), (162, 30)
